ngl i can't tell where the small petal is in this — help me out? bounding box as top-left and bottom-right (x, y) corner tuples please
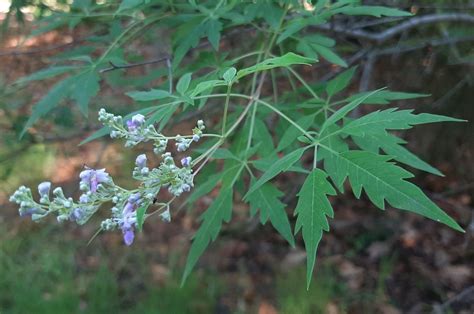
(123, 202), (135, 215)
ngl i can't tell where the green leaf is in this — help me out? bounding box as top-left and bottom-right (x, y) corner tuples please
(223, 67), (237, 84)
(320, 88), (384, 133)
(71, 70), (100, 116)
(236, 53), (315, 79)
(20, 76), (76, 137)
(277, 114), (315, 152)
(341, 108), (464, 136)
(326, 66), (357, 97)
(136, 200), (152, 232)
(182, 188), (233, 285)
(336, 6), (412, 17)
(15, 66), (79, 84)
(311, 44), (347, 67)
(186, 164), (241, 204)
(191, 80), (226, 97)
(277, 18), (311, 44)
(118, 0), (143, 12)
(244, 147), (306, 199)
(205, 19), (222, 51)
(247, 183), (295, 246)
(305, 34), (336, 47)
(346, 90), (430, 104)
(253, 119), (276, 158)
(352, 133), (443, 176)
(321, 149), (463, 232)
(177, 73), (192, 95)
(294, 168), (336, 289)
(126, 89), (171, 101)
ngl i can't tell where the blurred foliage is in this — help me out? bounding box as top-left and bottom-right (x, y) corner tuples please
(0, 223), (219, 313)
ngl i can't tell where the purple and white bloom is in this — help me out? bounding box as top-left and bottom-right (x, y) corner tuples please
(128, 193), (141, 204)
(126, 114), (145, 132)
(70, 207), (85, 221)
(123, 229), (134, 246)
(135, 154), (147, 169)
(79, 168), (110, 193)
(132, 114), (145, 125)
(182, 184), (191, 192)
(181, 157), (192, 167)
(120, 193), (142, 246)
(38, 181), (51, 197)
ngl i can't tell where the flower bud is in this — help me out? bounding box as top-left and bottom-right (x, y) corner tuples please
(132, 114), (145, 125)
(160, 208), (171, 223)
(181, 157), (192, 167)
(38, 181), (51, 197)
(135, 154), (147, 169)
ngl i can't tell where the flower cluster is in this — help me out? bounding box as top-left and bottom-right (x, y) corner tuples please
(175, 120), (205, 152)
(98, 108), (170, 153)
(9, 109), (206, 246)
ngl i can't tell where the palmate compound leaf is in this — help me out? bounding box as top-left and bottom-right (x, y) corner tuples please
(294, 168), (337, 289)
(247, 183), (295, 246)
(321, 149), (463, 232)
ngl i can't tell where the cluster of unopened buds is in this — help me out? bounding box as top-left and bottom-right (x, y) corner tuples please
(10, 108), (206, 246)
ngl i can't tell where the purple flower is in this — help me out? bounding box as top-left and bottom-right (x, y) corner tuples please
(38, 181), (51, 197)
(135, 154), (147, 169)
(126, 114), (145, 132)
(70, 207), (85, 221)
(123, 202), (135, 217)
(128, 193), (141, 204)
(19, 207), (41, 217)
(121, 198), (139, 246)
(181, 157), (192, 167)
(182, 184), (191, 192)
(123, 229), (135, 246)
(79, 168), (109, 192)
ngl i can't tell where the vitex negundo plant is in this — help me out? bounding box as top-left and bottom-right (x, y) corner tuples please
(10, 1), (464, 287)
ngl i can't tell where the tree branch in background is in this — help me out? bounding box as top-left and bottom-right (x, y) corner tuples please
(316, 13), (474, 43)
